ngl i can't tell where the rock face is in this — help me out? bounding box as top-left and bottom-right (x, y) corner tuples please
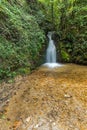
(0, 64), (87, 130)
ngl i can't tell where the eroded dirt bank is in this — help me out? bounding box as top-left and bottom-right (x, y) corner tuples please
(0, 64), (87, 130)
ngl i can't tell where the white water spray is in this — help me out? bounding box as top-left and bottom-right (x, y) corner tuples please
(46, 32), (56, 63)
(43, 32), (62, 68)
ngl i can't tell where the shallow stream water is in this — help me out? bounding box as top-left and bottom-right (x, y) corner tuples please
(0, 64), (87, 130)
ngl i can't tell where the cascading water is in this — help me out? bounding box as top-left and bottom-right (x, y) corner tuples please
(43, 32), (62, 68)
(46, 32), (56, 63)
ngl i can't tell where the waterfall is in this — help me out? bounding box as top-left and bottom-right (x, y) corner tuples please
(46, 32), (56, 63)
(43, 32), (62, 68)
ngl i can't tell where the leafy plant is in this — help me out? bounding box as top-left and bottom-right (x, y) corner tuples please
(0, 0), (45, 80)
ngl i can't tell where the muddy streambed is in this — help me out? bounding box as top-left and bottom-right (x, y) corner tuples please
(0, 64), (87, 130)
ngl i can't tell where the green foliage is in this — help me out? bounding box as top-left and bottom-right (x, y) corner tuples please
(18, 67), (30, 75)
(59, 0), (87, 64)
(0, 0), (87, 81)
(39, 0), (87, 64)
(72, 42), (87, 64)
(61, 50), (70, 62)
(60, 42), (71, 62)
(0, 0), (45, 80)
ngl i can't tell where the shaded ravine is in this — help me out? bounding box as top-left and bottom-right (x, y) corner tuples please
(0, 64), (87, 130)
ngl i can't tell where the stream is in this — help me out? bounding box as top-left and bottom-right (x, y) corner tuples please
(0, 64), (87, 130)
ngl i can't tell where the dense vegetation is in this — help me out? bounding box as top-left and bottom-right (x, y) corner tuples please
(0, 0), (45, 80)
(0, 0), (87, 80)
(39, 0), (87, 64)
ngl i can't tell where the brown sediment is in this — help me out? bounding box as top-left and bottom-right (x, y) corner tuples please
(0, 64), (87, 130)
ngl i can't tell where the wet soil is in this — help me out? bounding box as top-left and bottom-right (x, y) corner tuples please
(0, 64), (87, 130)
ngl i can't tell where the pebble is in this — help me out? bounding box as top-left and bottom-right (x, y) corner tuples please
(34, 124), (39, 128)
(25, 117), (31, 122)
(53, 122), (56, 125)
(64, 94), (72, 98)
